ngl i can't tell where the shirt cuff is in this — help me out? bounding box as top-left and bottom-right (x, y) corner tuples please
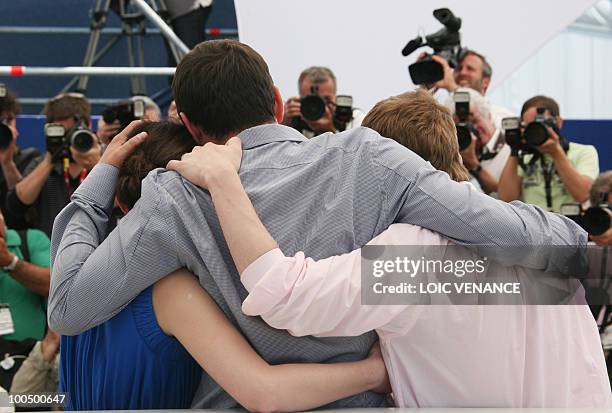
(241, 248), (285, 292)
(71, 162), (119, 211)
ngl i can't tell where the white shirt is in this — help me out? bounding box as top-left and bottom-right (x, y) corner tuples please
(241, 223), (612, 407)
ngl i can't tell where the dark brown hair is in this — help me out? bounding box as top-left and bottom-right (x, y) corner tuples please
(521, 95), (560, 118)
(116, 121), (196, 210)
(0, 89), (21, 117)
(44, 93), (91, 125)
(363, 89), (469, 182)
(172, 40), (276, 142)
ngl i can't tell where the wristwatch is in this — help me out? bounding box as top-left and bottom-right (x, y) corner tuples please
(469, 164), (483, 177)
(2, 254), (19, 272)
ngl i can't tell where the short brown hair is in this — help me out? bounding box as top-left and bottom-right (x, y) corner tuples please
(172, 40), (276, 142)
(0, 89), (21, 117)
(459, 49), (492, 79)
(590, 171), (612, 205)
(521, 95), (560, 118)
(363, 89), (469, 182)
(44, 93), (91, 125)
(298, 66), (337, 92)
(117, 121), (196, 210)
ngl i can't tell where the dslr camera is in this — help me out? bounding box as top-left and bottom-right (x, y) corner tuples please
(44, 117), (96, 162)
(453, 91), (476, 151)
(292, 86), (354, 132)
(502, 109), (569, 155)
(0, 83), (13, 150)
(402, 8), (463, 85)
(560, 195), (611, 236)
(101, 98), (145, 131)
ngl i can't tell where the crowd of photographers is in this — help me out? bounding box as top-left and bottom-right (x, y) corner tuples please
(0, 24), (611, 408)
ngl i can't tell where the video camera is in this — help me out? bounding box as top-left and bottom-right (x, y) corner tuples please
(502, 109), (569, 155)
(453, 91), (475, 151)
(101, 98), (145, 130)
(402, 8), (463, 85)
(0, 83), (13, 150)
(44, 117), (95, 162)
(560, 195), (611, 236)
(292, 86), (354, 132)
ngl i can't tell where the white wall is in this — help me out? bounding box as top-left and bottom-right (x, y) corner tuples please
(235, 0), (595, 113)
(488, 29), (612, 119)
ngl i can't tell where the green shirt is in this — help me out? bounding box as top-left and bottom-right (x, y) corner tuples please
(518, 142), (599, 212)
(0, 229), (50, 341)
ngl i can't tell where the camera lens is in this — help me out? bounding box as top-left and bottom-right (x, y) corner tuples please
(0, 122), (13, 150)
(456, 124), (471, 151)
(523, 122), (549, 147)
(71, 129), (95, 153)
(300, 95), (326, 122)
(582, 207), (611, 236)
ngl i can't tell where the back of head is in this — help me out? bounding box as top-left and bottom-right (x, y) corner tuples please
(44, 93), (91, 124)
(172, 40), (276, 142)
(363, 89), (469, 182)
(117, 121), (196, 210)
(521, 95), (560, 118)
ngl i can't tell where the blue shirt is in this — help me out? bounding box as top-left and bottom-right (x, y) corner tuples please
(60, 287), (201, 410)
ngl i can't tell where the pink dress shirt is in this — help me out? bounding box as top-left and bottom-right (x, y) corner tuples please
(241, 223), (612, 407)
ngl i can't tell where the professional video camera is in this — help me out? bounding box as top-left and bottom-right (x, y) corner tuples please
(292, 86), (354, 132)
(502, 110), (569, 155)
(561, 195), (611, 236)
(101, 98), (145, 130)
(0, 83), (13, 150)
(453, 91), (474, 151)
(401, 8), (463, 85)
(44, 117), (95, 162)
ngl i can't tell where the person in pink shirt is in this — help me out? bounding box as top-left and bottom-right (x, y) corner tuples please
(169, 90), (612, 407)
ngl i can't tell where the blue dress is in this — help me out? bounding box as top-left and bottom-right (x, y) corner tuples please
(59, 287), (201, 410)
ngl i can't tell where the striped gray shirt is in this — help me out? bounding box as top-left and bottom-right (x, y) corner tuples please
(49, 123), (586, 408)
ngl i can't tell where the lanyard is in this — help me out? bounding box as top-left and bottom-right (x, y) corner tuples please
(62, 157), (87, 197)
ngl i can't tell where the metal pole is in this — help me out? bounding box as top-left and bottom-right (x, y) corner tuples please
(0, 66), (175, 76)
(130, 0), (190, 56)
(0, 26), (238, 36)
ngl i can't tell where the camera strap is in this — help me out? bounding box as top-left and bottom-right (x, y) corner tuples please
(540, 157), (555, 210)
(62, 158), (87, 197)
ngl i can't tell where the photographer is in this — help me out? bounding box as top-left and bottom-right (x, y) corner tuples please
(424, 49), (513, 126)
(0, 87), (41, 228)
(6, 93), (101, 237)
(498, 95), (599, 212)
(589, 171), (612, 246)
(282, 66), (364, 137)
(97, 95), (161, 145)
(446, 87), (510, 196)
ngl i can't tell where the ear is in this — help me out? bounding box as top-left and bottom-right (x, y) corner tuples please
(481, 77), (491, 94)
(273, 85), (284, 123)
(180, 112), (204, 142)
(115, 196), (129, 215)
(556, 116), (563, 129)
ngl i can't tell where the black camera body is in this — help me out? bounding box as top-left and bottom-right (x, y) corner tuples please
(44, 118), (95, 162)
(292, 87), (354, 133)
(0, 83), (12, 150)
(560, 198), (611, 236)
(402, 8), (463, 85)
(102, 98), (145, 130)
(502, 110), (569, 155)
(453, 91), (474, 151)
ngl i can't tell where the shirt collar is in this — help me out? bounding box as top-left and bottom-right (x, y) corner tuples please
(485, 128), (503, 153)
(238, 124), (307, 150)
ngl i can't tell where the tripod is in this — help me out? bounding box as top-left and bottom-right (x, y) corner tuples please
(77, 0), (184, 95)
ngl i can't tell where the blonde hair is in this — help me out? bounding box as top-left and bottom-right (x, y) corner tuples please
(363, 89), (469, 182)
